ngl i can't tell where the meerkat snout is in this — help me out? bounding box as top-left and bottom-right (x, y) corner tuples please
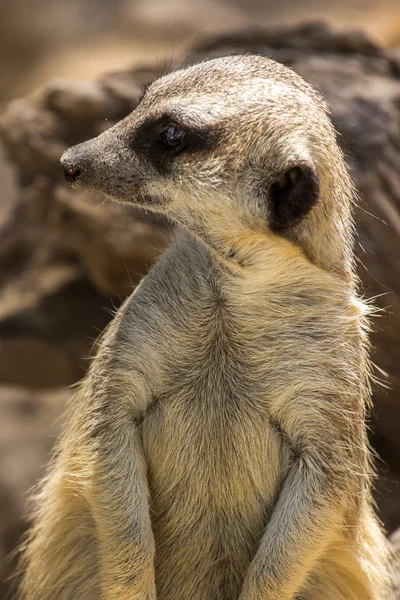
(61, 135), (104, 188)
(61, 152), (82, 186)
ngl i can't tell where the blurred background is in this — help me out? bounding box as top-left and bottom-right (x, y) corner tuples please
(1, 0), (400, 597)
(2, 0), (400, 102)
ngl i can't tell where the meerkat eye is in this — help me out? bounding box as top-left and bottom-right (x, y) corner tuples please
(133, 115), (214, 174)
(161, 123), (187, 152)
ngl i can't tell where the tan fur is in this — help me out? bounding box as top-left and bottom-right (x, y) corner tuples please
(19, 55), (393, 599)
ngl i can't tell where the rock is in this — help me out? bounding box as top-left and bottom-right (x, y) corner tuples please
(0, 264), (110, 388)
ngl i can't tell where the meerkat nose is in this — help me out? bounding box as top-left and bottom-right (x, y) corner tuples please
(61, 151), (83, 187)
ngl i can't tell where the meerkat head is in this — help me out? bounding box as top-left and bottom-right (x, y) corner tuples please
(61, 55), (354, 276)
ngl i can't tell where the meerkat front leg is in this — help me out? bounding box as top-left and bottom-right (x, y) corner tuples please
(79, 372), (157, 600)
(21, 364), (157, 600)
(239, 391), (364, 600)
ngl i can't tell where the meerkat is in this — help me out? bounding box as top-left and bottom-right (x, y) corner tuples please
(18, 55), (393, 600)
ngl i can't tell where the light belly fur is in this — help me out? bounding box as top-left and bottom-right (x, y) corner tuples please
(142, 391), (292, 599)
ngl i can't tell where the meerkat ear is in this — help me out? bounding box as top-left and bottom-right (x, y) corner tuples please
(267, 165), (320, 230)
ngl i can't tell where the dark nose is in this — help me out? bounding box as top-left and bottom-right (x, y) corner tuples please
(61, 150), (84, 187)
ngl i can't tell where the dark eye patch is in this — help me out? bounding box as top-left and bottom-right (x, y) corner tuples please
(131, 115), (217, 175)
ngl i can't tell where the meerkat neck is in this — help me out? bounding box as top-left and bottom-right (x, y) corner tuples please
(176, 212), (354, 289)
(182, 224), (344, 292)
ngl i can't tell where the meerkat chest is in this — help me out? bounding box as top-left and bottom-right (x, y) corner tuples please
(141, 281), (294, 510)
(140, 255), (308, 473)
(140, 285), (294, 587)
